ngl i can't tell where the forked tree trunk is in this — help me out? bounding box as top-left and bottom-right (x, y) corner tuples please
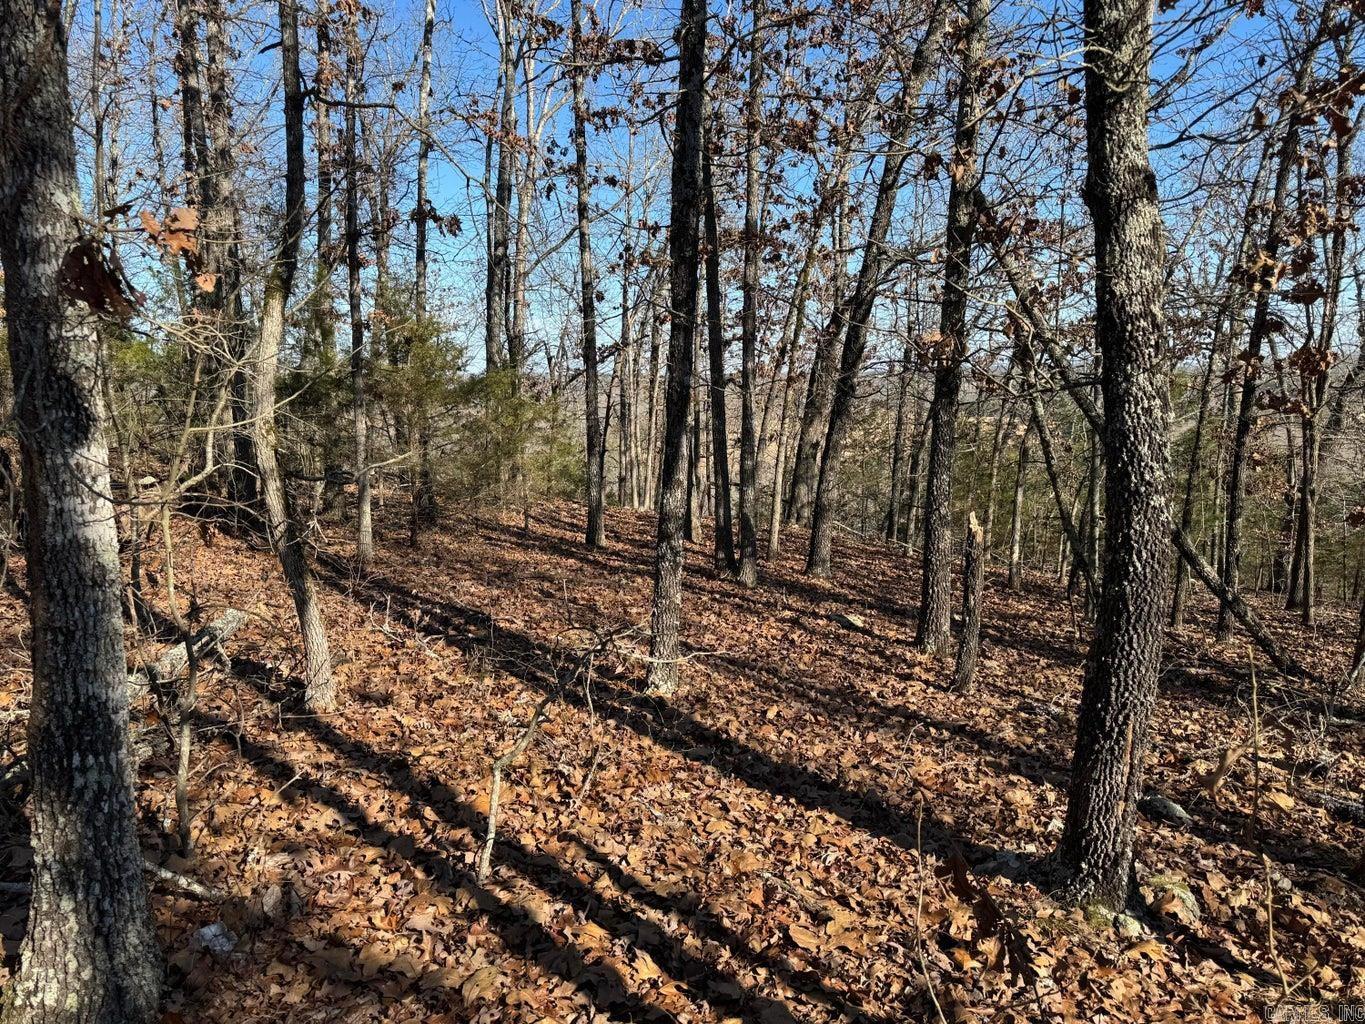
(783, 110), (874, 527)
(647, 0), (706, 695)
(916, 0), (986, 652)
(570, 0), (605, 548)
(1057, 0), (1172, 912)
(252, 0), (337, 713)
(0, 3), (161, 1017)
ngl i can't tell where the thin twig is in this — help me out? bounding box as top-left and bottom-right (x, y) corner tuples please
(477, 695), (552, 883)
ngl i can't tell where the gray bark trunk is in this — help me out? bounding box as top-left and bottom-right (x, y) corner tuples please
(0, 2), (161, 1016)
(251, 0), (337, 712)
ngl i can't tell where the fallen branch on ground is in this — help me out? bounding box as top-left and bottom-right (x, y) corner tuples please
(130, 608), (248, 695)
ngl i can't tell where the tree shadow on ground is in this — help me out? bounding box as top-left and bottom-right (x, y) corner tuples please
(206, 657), (905, 1022)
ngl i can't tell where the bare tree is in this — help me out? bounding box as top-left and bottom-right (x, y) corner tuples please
(570, 0), (606, 547)
(251, 0), (337, 713)
(646, 0), (706, 696)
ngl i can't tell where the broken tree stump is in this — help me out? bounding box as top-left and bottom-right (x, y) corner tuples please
(953, 511), (985, 693)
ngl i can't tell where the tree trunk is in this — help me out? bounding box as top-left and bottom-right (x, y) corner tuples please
(701, 121), (736, 571)
(1170, 337), (1221, 627)
(915, 0), (986, 651)
(981, 392), (1014, 562)
(1007, 429), (1029, 590)
(571, 0), (605, 548)
(735, 0), (765, 585)
(643, 273), (664, 506)
(785, 287), (841, 526)
(782, 125), (870, 527)
(0, 2), (161, 1016)
(410, 0), (437, 531)
(1349, 597), (1365, 688)
(647, 0), (705, 695)
(885, 342), (916, 541)
(804, 0), (948, 576)
(251, 0), (337, 713)
(903, 417), (929, 553)
(953, 512), (985, 693)
(767, 356), (799, 558)
(310, 0), (336, 366)
(344, 8), (372, 567)
(485, 0), (516, 373)
(1057, 0), (1172, 912)
(618, 135), (638, 507)
(1217, 23), (1326, 639)
(200, 0), (255, 506)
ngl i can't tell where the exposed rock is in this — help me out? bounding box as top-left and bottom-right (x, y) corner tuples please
(190, 922), (238, 957)
(1114, 913), (1143, 940)
(1138, 791), (1191, 827)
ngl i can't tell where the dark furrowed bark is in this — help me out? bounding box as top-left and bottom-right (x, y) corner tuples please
(915, 0), (987, 650)
(647, 0), (706, 696)
(1057, 0), (1173, 912)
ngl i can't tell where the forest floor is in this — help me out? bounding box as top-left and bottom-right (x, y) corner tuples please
(1, 501), (1364, 1023)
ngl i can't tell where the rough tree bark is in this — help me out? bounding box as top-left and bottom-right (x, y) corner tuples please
(916, 0), (987, 652)
(647, 0), (706, 695)
(953, 512), (985, 692)
(0, 0), (162, 1017)
(1057, 0), (1173, 911)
